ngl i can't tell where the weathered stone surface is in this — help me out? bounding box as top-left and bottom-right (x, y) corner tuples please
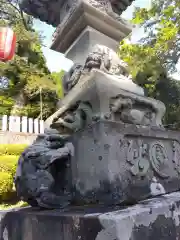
(45, 69), (166, 131)
(14, 128), (75, 209)
(1, 191), (180, 240)
(18, 0), (178, 219)
(62, 45), (134, 94)
(65, 121), (180, 205)
(20, 0), (134, 27)
(51, 1), (133, 53)
(15, 68), (167, 209)
(65, 27), (119, 66)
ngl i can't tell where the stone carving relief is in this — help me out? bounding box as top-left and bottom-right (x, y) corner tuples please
(149, 142), (169, 179)
(84, 44), (130, 77)
(51, 101), (93, 132)
(172, 141), (180, 174)
(126, 139), (149, 177)
(83, 0), (132, 24)
(51, 93), (165, 133)
(109, 95), (165, 127)
(62, 45), (132, 94)
(124, 139), (170, 179)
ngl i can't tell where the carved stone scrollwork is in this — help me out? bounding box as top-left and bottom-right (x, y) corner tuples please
(149, 142), (169, 179)
(172, 141), (180, 174)
(109, 94), (165, 127)
(126, 139), (170, 178)
(126, 139), (150, 177)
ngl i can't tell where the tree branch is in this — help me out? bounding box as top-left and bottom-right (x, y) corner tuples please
(20, 9), (28, 30)
(6, 0), (21, 13)
(0, 0), (29, 30)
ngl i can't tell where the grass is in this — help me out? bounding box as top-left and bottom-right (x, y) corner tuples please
(0, 201), (28, 210)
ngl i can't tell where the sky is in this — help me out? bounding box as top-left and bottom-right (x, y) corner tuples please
(33, 0), (151, 73)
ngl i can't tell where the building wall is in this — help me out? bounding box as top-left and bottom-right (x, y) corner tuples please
(0, 131), (37, 145)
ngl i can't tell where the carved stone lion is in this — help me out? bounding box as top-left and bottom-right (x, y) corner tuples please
(84, 44), (130, 76)
(62, 44), (132, 94)
(14, 129), (74, 209)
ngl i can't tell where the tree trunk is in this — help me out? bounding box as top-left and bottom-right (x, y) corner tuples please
(11, 92), (26, 115)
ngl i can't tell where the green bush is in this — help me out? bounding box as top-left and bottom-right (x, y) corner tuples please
(0, 155), (19, 176)
(0, 144), (27, 202)
(0, 172), (13, 201)
(0, 144), (27, 155)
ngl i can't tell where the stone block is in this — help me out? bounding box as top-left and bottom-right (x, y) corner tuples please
(65, 27), (119, 66)
(45, 70), (145, 128)
(1, 191), (180, 240)
(68, 121), (180, 205)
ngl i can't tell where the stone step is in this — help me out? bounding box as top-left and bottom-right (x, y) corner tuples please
(1, 191), (180, 240)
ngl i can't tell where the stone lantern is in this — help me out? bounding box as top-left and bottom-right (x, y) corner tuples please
(10, 1), (180, 239)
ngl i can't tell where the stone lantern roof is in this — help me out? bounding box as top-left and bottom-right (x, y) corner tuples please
(20, 0), (135, 27)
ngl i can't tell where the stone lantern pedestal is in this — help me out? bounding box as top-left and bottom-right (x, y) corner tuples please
(4, 0), (180, 239)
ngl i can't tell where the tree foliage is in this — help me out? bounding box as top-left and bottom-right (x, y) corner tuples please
(0, 0), (63, 119)
(119, 0), (180, 128)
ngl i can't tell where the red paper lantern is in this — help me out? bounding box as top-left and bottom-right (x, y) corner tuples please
(0, 27), (16, 62)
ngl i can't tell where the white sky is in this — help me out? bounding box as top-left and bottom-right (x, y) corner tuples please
(33, 0), (180, 80)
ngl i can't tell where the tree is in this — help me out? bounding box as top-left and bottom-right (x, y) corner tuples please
(119, 0), (180, 128)
(0, 0), (29, 29)
(125, 0), (180, 73)
(51, 70), (65, 98)
(0, 0), (64, 119)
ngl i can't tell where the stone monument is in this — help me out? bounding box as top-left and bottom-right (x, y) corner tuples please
(2, 0), (180, 239)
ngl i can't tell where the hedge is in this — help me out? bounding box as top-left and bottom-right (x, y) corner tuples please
(0, 144), (28, 155)
(0, 172), (13, 201)
(0, 155), (19, 177)
(0, 144), (27, 202)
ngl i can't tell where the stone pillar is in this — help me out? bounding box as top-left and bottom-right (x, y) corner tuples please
(51, 1), (133, 65)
